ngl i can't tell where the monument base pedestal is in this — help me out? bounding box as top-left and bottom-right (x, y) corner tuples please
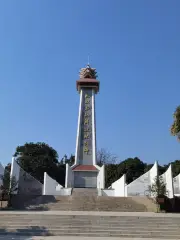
(65, 164), (105, 189)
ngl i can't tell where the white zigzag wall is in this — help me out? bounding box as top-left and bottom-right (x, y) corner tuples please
(173, 173), (180, 196)
(126, 161), (158, 196)
(160, 164), (174, 198)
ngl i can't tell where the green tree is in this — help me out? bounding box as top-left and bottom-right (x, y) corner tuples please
(59, 155), (68, 165)
(66, 154), (75, 166)
(171, 160), (180, 177)
(149, 176), (167, 197)
(105, 164), (118, 188)
(148, 176), (167, 212)
(105, 157), (146, 188)
(117, 157), (145, 184)
(60, 154), (75, 166)
(56, 154), (75, 186)
(171, 106), (180, 140)
(13, 142), (59, 183)
(55, 163), (66, 187)
(0, 167), (18, 207)
(144, 163), (154, 173)
(158, 164), (167, 175)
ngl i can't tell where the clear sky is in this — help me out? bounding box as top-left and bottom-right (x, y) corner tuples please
(0, 1), (180, 165)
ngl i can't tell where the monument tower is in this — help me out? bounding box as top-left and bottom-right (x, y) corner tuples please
(65, 64), (104, 189)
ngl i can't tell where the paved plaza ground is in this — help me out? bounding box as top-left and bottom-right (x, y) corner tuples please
(1, 210), (180, 217)
(0, 236), (179, 240)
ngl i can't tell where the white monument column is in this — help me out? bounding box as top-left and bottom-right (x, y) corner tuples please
(65, 64), (104, 188)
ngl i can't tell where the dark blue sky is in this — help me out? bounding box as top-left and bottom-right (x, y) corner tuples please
(0, 1), (180, 165)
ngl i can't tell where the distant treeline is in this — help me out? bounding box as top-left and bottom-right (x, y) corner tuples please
(5, 142), (180, 189)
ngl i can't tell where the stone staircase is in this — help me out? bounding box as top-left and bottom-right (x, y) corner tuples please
(0, 213), (180, 238)
(11, 194), (157, 212)
(72, 188), (98, 196)
(46, 196), (156, 212)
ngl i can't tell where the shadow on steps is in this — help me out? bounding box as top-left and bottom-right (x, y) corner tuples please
(9, 193), (157, 212)
(10, 195), (57, 211)
(0, 226), (50, 237)
(159, 196), (180, 213)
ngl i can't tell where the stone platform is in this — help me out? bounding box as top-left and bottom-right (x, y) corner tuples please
(0, 211), (180, 239)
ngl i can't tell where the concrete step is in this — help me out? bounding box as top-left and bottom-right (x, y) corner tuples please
(0, 220), (179, 225)
(72, 188), (98, 197)
(0, 231), (180, 239)
(11, 194), (157, 212)
(0, 214), (180, 239)
(1, 215), (180, 221)
(25, 219), (179, 223)
(2, 225), (180, 231)
(0, 222), (179, 226)
(38, 198), (152, 211)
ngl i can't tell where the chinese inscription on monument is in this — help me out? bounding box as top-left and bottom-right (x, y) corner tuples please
(84, 93), (91, 154)
(79, 89), (93, 164)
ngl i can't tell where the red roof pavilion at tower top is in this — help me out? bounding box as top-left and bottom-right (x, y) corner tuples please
(76, 64), (100, 93)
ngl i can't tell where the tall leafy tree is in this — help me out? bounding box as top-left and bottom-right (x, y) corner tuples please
(105, 164), (118, 188)
(56, 154), (75, 186)
(171, 160), (180, 177)
(117, 157), (145, 184)
(66, 154), (75, 166)
(13, 142), (59, 183)
(105, 157), (146, 187)
(0, 165), (18, 207)
(171, 106), (180, 140)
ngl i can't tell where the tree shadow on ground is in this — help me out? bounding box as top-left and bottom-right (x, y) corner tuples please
(159, 196), (180, 213)
(0, 226), (51, 239)
(4, 195), (57, 211)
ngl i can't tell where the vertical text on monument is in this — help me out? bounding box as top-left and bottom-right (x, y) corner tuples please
(79, 89), (93, 165)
